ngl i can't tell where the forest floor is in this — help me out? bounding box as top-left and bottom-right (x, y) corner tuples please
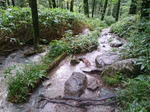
(0, 28), (126, 112)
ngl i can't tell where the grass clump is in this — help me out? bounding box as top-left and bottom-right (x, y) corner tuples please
(4, 63), (47, 103)
(102, 73), (124, 86)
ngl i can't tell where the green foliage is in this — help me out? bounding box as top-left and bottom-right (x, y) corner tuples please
(104, 16), (116, 26)
(0, 7), (86, 46)
(4, 63), (47, 103)
(102, 73), (124, 86)
(86, 18), (108, 31)
(118, 75), (150, 112)
(111, 15), (150, 111)
(111, 15), (139, 38)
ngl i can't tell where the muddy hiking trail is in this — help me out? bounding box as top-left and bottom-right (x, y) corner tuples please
(0, 28), (127, 112)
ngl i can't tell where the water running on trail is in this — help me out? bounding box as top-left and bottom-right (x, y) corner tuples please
(0, 28), (125, 112)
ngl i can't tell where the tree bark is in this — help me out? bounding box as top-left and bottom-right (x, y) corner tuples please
(67, 1), (69, 9)
(11, 0), (15, 7)
(107, 3), (112, 16)
(48, 0), (52, 8)
(30, 0), (39, 50)
(141, 0), (150, 19)
(92, 0), (96, 18)
(101, 0), (108, 20)
(70, 0), (74, 12)
(115, 0), (121, 21)
(7, 0), (10, 6)
(129, 0), (137, 14)
(52, 0), (56, 8)
(83, 0), (89, 17)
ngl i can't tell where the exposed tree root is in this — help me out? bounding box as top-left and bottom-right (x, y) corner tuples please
(39, 95), (117, 109)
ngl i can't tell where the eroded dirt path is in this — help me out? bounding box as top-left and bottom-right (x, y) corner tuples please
(0, 28), (125, 112)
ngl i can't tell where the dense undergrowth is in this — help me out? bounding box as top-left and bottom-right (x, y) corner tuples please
(111, 16), (150, 111)
(0, 7), (86, 55)
(3, 14), (106, 102)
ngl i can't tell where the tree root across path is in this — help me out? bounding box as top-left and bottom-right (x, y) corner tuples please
(38, 95), (117, 109)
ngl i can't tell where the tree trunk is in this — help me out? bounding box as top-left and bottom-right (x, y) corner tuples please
(107, 3), (112, 16)
(129, 0), (137, 14)
(48, 0), (52, 8)
(70, 0), (74, 12)
(115, 0), (121, 21)
(83, 0), (89, 17)
(7, 0), (10, 6)
(67, 1), (69, 9)
(52, 0), (56, 8)
(92, 0), (96, 18)
(11, 0), (15, 7)
(112, 3), (117, 18)
(30, 0), (39, 50)
(141, 0), (150, 19)
(28, 0), (31, 7)
(101, 0), (108, 20)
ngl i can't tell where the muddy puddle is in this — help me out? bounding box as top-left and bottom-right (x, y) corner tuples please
(0, 28), (125, 112)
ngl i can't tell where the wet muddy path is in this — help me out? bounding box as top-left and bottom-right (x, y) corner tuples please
(0, 28), (125, 112)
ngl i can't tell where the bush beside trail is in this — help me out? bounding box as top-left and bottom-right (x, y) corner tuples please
(0, 7), (86, 55)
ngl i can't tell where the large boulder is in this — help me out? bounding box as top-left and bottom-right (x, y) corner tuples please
(64, 72), (87, 97)
(101, 59), (140, 78)
(95, 52), (121, 68)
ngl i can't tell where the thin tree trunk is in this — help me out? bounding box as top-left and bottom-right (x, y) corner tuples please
(70, 0), (74, 12)
(11, 0), (15, 7)
(28, 0), (31, 7)
(92, 0), (96, 18)
(115, 0), (121, 21)
(101, 0), (108, 20)
(83, 0), (89, 17)
(30, 0), (39, 50)
(141, 0), (150, 19)
(67, 1), (69, 9)
(52, 0), (56, 8)
(107, 3), (112, 16)
(129, 0), (137, 14)
(112, 3), (117, 18)
(57, 0), (58, 7)
(48, 0), (52, 8)
(7, 0), (10, 6)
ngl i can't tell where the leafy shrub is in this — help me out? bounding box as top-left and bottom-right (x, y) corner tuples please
(86, 18), (108, 31)
(118, 75), (150, 112)
(0, 7), (86, 55)
(104, 16), (116, 26)
(111, 15), (139, 38)
(4, 63), (47, 103)
(111, 15), (150, 111)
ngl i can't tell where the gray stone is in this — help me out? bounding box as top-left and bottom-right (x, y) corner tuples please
(87, 78), (100, 91)
(100, 88), (116, 98)
(109, 38), (124, 47)
(102, 58), (140, 77)
(95, 52), (121, 68)
(64, 72), (87, 97)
